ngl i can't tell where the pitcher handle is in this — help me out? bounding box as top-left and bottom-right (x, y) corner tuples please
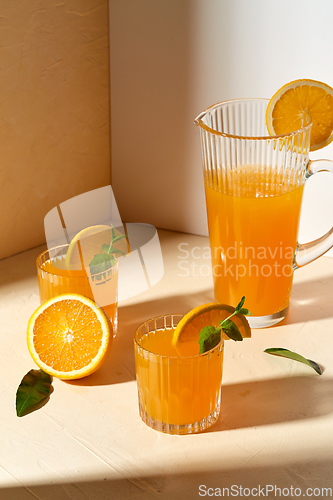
(294, 159), (333, 269)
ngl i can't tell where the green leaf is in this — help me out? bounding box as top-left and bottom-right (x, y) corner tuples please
(89, 253), (115, 275)
(198, 296), (248, 353)
(108, 246), (125, 256)
(101, 244), (111, 253)
(111, 225), (116, 242)
(221, 319), (243, 342)
(16, 369), (52, 417)
(236, 296), (245, 311)
(264, 348), (322, 375)
(238, 307), (251, 316)
(198, 326), (221, 354)
(112, 234), (126, 244)
(101, 244), (125, 256)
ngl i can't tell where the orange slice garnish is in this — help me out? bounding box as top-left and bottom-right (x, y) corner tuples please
(172, 302), (251, 353)
(266, 79), (333, 151)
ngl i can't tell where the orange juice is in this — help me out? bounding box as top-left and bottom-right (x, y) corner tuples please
(205, 168), (304, 317)
(134, 315), (224, 434)
(37, 248), (118, 331)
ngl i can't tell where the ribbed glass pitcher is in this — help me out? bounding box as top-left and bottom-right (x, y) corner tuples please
(195, 98), (333, 328)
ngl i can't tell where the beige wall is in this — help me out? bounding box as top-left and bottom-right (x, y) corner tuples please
(110, 0), (333, 259)
(0, 0), (111, 261)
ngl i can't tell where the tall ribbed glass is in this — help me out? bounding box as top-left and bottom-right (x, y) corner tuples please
(195, 99), (313, 328)
(134, 314), (224, 434)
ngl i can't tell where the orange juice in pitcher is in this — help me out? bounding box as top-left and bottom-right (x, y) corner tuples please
(205, 167), (304, 318)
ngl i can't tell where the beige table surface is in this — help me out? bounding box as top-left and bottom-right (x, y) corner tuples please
(1, 229), (333, 500)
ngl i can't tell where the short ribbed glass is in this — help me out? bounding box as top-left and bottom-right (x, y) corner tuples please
(134, 314), (224, 435)
(195, 98), (333, 328)
(37, 244), (118, 336)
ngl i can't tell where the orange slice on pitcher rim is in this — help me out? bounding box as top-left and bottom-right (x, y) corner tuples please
(172, 302), (251, 353)
(266, 79), (333, 151)
(27, 293), (111, 379)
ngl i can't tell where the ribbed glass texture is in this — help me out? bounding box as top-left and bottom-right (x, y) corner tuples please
(198, 99), (311, 197)
(36, 244), (118, 335)
(134, 314), (224, 435)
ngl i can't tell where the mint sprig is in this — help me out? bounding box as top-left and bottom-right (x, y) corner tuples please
(198, 297), (250, 354)
(89, 226), (126, 276)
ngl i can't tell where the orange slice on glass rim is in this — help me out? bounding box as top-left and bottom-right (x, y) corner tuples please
(65, 224), (129, 270)
(266, 79), (333, 151)
(172, 302), (251, 352)
(27, 293), (111, 379)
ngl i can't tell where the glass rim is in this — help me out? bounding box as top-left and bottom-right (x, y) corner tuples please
(194, 97), (313, 141)
(36, 243), (118, 279)
(36, 244), (70, 273)
(134, 313), (224, 360)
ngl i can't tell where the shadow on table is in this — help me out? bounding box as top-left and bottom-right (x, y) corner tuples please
(66, 288), (215, 387)
(66, 275), (333, 394)
(211, 375), (333, 431)
(1, 456), (332, 500)
(283, 272), (333, 325)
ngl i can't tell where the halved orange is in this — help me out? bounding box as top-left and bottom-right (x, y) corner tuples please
(65, 224), (129, 271)
(266, 79), (333, 151)
(172, 302), (251, 352)
(27, 294), (111, 379)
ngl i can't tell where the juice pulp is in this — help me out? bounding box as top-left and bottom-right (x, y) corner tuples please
(37, 257), (118, 329)
(205, 167), (304, 317)
(135, 328), (224, 427)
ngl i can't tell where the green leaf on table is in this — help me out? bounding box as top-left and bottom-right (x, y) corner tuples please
(221, 319), (243, 342)
(264, 348), (322, 375)
(16, 369), (52, 417)
(198, 326), (221, 354)
(89, 252), (115, 275)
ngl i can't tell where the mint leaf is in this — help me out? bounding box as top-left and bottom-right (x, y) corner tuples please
(101, 244), (111, 253)
(198, 297), (250, 353)
(89, 225), (127, 276)
(198, 326), (221, 354)
(100, 226), (127, 257)
(264, 348), (322, 375)
(108, 246), (126, 256)
(238, 307), (251, 316)
(89, 253), (115, 275)
(236, 296), (245, 310)
(221, 319), (243, 342)
(112, 234), (126, 244)
(16, 369), (52, 417)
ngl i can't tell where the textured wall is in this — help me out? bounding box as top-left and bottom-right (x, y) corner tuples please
(0, 0), (111, 260)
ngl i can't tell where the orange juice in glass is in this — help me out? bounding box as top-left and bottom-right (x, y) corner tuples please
(134, 314), (224, 434)
(37, 244), (118, 335)
(195, 98), (333, 328)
